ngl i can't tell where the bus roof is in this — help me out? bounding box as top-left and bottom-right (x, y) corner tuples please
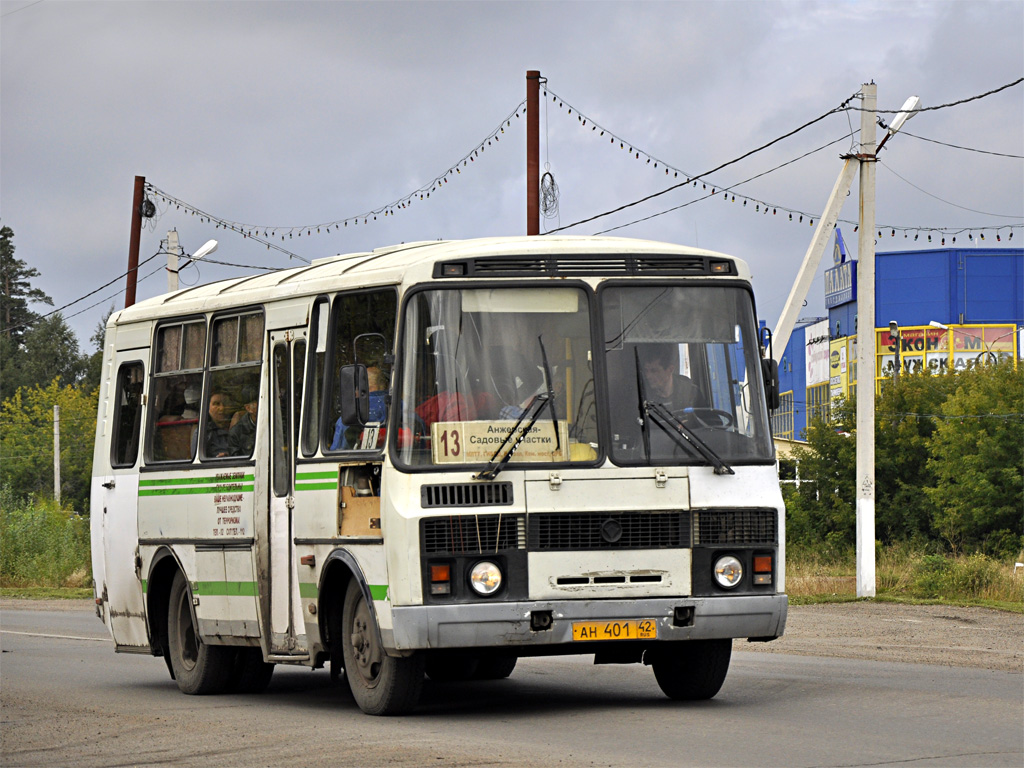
(110, 235), (750, 327)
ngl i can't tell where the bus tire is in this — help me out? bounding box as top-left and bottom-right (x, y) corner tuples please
(341, 579), (424, 715)
(473, 654), (517, 680)
(167, 571), (232, 695)
(227, 648), (275, 693)
(649, 639), (731, 701)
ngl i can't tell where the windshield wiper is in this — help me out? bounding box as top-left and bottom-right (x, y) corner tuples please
(475, 335), (560, 482)
(474, 393), (553, 481)
(645, 401), (734, 475)
(632, 349), (733, 475)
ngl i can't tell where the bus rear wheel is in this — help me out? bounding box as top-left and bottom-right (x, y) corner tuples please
(167, 571), (232, 694)
(341, 579), (424, 714)
(649, 639), (732, 701)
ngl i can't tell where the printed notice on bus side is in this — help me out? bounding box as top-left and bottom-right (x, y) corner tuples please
(431, 420), (569, 464)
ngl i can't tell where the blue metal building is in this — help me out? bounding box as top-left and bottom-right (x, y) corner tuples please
(768, 241), (1023, 440)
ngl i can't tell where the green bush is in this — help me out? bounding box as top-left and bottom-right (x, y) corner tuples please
(0, 485), (91, 587)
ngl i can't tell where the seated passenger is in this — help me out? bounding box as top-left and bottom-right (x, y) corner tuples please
(228, 385), (259, 456)
(206, 390), (234, 457)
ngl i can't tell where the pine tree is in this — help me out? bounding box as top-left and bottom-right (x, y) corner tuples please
(0, 226), (53, 346)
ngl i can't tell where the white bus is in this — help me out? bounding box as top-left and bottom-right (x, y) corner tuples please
(91, 235), (786, 714)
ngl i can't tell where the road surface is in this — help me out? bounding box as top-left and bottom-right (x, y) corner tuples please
(1, 600), (1021, 767)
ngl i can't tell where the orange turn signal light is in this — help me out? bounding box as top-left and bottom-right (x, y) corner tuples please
(753, 555), (773, 573)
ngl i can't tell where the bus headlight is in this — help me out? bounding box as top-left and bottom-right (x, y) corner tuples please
(713, 555), (743, 589)
(469, 561), (503, 596)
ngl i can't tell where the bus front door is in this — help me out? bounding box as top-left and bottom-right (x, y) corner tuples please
(265, 329), (308, 657)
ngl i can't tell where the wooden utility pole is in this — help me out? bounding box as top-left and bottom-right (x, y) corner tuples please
(125, 175), (145, 308)
(526, 70), (541, 235)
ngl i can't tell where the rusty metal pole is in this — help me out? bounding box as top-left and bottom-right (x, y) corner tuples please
(526, 70), (541, 235)
(125, 175), (145, 308)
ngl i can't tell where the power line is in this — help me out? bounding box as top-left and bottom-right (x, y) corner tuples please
(848, 77), (1024, 114)
(544, 91), (860, 235)
(4, 250), (165, 334)
(899, 129), (1024, 159)
(879, 160), (1024, 218)
(545, 80), (1023, 240)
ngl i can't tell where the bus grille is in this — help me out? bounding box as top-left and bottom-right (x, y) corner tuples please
(692, 508), (777, 545)
(421, 482), (513, 508)
(421, 514), (525, 554)
(528, 511), (689, 551)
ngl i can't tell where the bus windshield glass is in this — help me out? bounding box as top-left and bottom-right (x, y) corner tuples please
(601, 284), (774, 467)
(395, 286), (598, 468)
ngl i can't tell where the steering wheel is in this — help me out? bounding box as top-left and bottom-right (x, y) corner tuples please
(680, 407), (735, 429)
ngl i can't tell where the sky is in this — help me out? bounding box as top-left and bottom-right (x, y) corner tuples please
(2, 0), (1022, 350)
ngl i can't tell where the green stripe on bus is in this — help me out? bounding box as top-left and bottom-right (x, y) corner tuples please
(295, 482), (338, 491)
(193, 581), (258, 597)
(144, 579), (385, 602)
(139, 484), (254, 496)
(139, 474), (255, 487)
(296, 471), (338, 480)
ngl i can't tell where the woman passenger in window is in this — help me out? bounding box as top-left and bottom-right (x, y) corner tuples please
(206, 390), (234, 457)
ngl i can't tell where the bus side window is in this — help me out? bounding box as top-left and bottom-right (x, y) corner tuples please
(111, 362), (144, 468)
(205, 311), (264, 460)
(148, 320), (205, 463)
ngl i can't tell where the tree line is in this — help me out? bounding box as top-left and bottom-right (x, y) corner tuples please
(1, 226), (104, 512)
(2, 223), (1022, 558)
(785, 359), (1024, 559)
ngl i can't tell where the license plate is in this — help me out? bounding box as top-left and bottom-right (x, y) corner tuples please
(572, 619), (657, 641)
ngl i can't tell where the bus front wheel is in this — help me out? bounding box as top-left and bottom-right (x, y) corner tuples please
(167, 571), (232, 694)
(341, 579), (424, 714)
(649, 639), (732, 700)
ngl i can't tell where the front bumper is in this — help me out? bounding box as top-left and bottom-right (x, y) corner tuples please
(388, 593), (787, 651)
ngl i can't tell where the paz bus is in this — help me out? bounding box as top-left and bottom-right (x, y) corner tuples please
(90, 235), (787, 714)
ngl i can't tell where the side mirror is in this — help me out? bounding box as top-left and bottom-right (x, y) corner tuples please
(761, 358), (780, 412)
(339, 364), (370, 427)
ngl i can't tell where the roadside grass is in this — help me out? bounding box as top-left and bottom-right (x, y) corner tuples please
(0, 486), (91, 590)
(2, 487), (1021, 612)
(787, 543), (1024, 613)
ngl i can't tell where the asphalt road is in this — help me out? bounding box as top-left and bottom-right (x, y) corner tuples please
(1, 602), (1021, 768)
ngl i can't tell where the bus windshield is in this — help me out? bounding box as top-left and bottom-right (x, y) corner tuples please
(601, 284), (774, 466)
(395, 286), (598, 468)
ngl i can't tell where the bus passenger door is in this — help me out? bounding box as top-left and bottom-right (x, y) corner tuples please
(94, 354), (149, 649)
(266, 329), (308, 656)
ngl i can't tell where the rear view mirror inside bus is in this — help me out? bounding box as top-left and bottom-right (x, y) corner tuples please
(339, 364), (370, 427)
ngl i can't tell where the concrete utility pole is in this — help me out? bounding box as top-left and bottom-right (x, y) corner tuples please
(771, 83), (918, 598)
(53, 404), (61, 504)
(526, 70), (541, 235)
(166, 229), (181, 293)
(772, 159), (858, 361)
(855, 83), (878, 598)
(125, 175), (145, 308)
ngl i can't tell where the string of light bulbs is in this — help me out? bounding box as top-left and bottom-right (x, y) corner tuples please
(543, 85), (1023, 242)
(146, 99), (526, 245)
